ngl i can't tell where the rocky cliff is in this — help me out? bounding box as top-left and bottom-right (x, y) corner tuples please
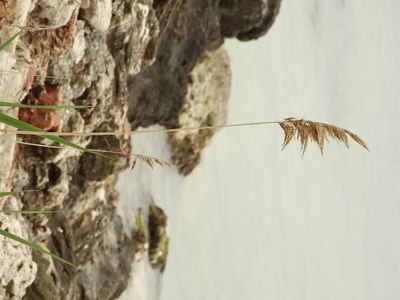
(0, 0), (281, 299)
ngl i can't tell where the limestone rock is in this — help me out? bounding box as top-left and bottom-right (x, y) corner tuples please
(21, 9), (79, 81)
(127, 0), (224, 129)
(77, 213), (134, 299)
(29, 0), (79, 30)
(0, 8), (38, 298)
(126, 0), (281, 175)
(2, 1), (150, 298)
(108, 0), (159, 104)
(169, 46), (231, 175)
(0, 0), (32, 192)
(82, 0), (113, 32)
(0, 196), (37, 300)
(11, 13), (135, 298)
(219, 0), (283, 40)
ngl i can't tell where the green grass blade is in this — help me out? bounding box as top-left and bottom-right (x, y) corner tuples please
(0, 190), (38, 198)
(0, 191), (17, 198)
(0, 27), (26, 52)
(0, 228), (76, 267)
(0, 211), (57, 214)
(0, 102), (93, 109)
(0, 112), (109, 158)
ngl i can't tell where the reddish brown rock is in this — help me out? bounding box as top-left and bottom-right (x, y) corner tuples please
(18, 83), (62, 132)
(22, 67), (36, 92)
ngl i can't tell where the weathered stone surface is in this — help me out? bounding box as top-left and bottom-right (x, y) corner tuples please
(82, 0), (113, 32)
(0, 0), (32, 193)
(21, 9), (79, 82)
(78, 212), (134, 299)
(21, 179), (134, 300)
(127, 0), (224, 129)
(11, 11), (135, 298)
(219, 0), (283, 41)
(107, 0), (159, 107)
(127, 0), (281, 174)
(0, 4), (40, 297)
(29, 0), (78, 30)
(0, 196), (37, 300)
(169, 46), (231, 175)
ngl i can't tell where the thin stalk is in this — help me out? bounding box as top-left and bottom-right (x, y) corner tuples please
(0, 121), (279, 137)
(0, 69), (69, 80)
(0, 137), (173, 163)
(0, 112), (110, 158)
(0, 211), (57, 214)
(0, 102), (94, 109)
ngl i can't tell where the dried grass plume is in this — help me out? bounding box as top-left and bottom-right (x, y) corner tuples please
(278, 118), (369, 155)
(131, 154), (176, 170)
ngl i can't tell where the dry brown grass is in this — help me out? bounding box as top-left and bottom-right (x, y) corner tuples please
(131, 154), (176, 170)
(0, 136), (176, 170)
(278, 118), (369, 155)
(1, 117), (369, 168)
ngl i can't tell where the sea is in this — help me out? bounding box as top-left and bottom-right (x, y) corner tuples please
(116, 0), (400, 299)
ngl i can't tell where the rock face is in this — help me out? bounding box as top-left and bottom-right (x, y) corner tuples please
(148, 205), (170, 272)
(127, 0), (223, 129)
(0, 2), (41, 297)
(0, 196), (37, 300)
(0, 0), (281, 298)
(127, 0), (281, 173)
(219, 0), (282, 40)
(1, 0), (154, 298)
(169, 46), (231, 175)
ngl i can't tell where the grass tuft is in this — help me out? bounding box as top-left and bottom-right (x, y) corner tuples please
(279, 118), (369, 155)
